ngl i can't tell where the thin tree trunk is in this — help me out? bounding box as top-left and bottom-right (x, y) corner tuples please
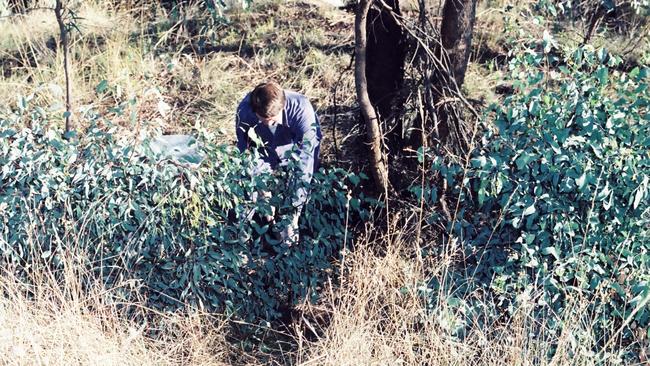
(54, 0), (72, 135)
(355, 0), (389, 193)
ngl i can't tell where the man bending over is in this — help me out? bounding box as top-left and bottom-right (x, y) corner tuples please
(236, 81), (322, 245)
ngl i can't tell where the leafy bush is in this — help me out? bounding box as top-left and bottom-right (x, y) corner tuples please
(537, 0), (650, 27)
(0, 112), (367, 320)
(418, 45), (649, 359)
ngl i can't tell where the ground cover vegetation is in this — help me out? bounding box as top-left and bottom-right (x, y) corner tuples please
(418, 45), (650, 361)
(0, 0), (649, 364)
(0, 115), (368, 319)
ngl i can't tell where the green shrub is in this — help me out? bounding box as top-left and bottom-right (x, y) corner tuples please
(0, 112), (368, 320)
(417, 45), (649, 359)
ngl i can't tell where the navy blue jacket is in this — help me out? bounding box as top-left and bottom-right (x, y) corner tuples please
(236, 90), (322, 207)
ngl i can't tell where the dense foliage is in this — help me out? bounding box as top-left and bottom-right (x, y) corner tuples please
(0, 112), (367, 320)
(418, 45), (649, 359)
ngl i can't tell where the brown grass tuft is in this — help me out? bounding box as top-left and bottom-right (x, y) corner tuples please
(0, 254), (230, 366)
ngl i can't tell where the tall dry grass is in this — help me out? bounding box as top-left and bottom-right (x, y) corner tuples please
(294, 219), (623, 366)
(0, 217), (623, 365)
(0, 253), (231, 366)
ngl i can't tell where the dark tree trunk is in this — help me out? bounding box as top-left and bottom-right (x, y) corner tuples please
(431, 0), (478, 146)
(352, 0), (477, 192)
(440, 0), (477, 87)
(366, 0), (406, 148)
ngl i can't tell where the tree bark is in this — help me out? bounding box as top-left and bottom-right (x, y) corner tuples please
(440, 0), (477, 87)
(430, 0), (477, 147)
(355, 0), (389, 193)
(366, 0), (406, 148)
(54, 0), (73, 135)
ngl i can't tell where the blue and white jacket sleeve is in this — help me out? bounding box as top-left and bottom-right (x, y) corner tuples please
(291, 101), (319, 209)
(235, 104), (248, 154)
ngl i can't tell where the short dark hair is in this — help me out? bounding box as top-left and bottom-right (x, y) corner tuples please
(250, 81), (286, 118)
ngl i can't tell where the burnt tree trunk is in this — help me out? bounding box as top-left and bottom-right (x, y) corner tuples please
(353, 0), (477, 191)
(366, 0), (406, 149)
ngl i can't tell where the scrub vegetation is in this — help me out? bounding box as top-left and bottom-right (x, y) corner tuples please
(0, 0), (648, 365)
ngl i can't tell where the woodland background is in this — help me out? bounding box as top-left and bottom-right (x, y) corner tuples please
(0, 0), (648, 364)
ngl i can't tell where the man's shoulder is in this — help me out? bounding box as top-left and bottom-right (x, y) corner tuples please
(236, 93), (255, 125)
(284, 90), (313, 111)
(237, 93), (252, 111)
(285, 89), (310, 101)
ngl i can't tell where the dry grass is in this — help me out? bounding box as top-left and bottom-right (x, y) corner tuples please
(0, 0), (355, 146)
(0, 253), (232, 366)
(0, 217), (626, 366)
(293, 222), (619, 366)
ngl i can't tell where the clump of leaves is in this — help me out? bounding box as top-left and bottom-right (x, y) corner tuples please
(417, 45), (649, 361)
(0, 111), (368, 321)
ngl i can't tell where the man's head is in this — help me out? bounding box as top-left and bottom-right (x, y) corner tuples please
(250, 81), (286, 125)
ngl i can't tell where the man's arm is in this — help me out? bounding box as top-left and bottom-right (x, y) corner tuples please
(290, 99), (320, 209)
(235, 105), (249, 153)
(236, 102), (273, 178)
